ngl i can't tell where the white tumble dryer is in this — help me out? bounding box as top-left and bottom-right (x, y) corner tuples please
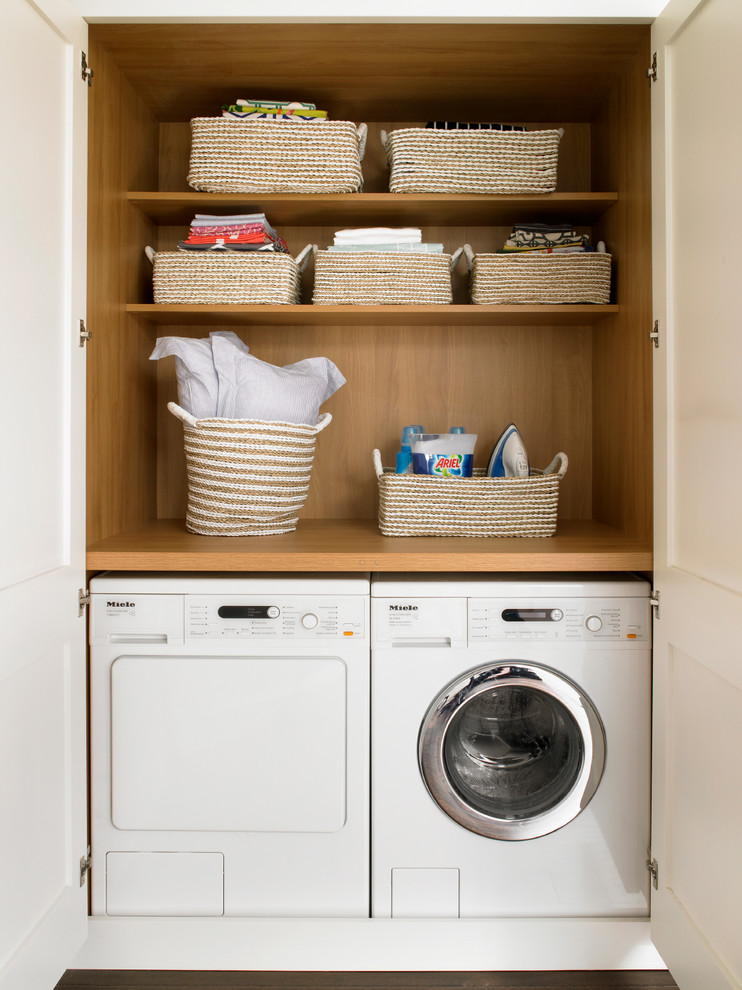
(370, 573), (651, 919)
(89, 572), (370, 918)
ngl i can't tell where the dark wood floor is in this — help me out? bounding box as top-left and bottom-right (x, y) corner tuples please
(57, 971), (678, 990)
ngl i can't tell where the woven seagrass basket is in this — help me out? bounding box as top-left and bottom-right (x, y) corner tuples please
(312, 247), (463, 305)
(188, 119), (368, 194)
(169, 402), (331, 536)
(373, 449), (568, 537)
(464, 245), (612, 305)
(147, 245), (313, 305)
(381, 127), (563, 194)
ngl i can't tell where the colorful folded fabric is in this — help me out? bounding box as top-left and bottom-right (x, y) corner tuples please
(222, 108), (328, 121)
(235, 98), (317, 110)
(177, 241), (286, 252)
(501, 222), (591, 253)
(179, 213), (289, 253)
(222, 99), (326, 121)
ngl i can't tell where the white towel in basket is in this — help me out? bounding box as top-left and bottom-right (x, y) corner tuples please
(210, 333), (345, 425)
(149, 331), (249, 419)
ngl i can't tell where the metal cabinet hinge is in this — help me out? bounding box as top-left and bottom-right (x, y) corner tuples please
(79, 319), (92, 348)
(80, 846), (92, 886)
(78, 588), (90, 617)
(649, 320), (660, 348)
(647, 52), (658, 83)
(81, 51), (94, 86)
(646, 854), (659, 889)
(650, 590), (660, 619)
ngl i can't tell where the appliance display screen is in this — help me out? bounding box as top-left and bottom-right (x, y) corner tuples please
(502, 608), (556, 622)
(217, 605), (273, 619)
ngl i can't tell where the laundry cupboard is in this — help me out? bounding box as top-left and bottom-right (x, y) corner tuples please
(8, 2), (742, 988)
(83, 21), (654, 573)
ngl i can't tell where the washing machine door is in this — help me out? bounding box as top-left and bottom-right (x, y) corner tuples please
(418, 662), (605, 840)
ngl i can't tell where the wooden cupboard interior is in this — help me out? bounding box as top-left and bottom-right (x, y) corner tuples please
(85, 22), (653, 573)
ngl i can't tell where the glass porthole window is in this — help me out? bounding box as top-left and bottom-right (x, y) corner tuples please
(418, 663), (605, 840)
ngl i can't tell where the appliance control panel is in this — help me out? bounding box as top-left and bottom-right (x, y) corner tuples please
(185, 596), (366, 640)
(468, 598), (650, 643)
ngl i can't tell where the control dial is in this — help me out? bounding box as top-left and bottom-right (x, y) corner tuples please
(585, 614), (603, 632)
(301, 613), (319, 629)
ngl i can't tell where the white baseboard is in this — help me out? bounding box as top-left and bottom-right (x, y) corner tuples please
(72, 917), (667, 971)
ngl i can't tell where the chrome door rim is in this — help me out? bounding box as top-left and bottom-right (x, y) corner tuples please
(418, 662), (606, 841)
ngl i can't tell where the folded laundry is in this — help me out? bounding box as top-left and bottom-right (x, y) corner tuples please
(425, 121), (527, 130)
(223, 109), (329, 121)
(222, 98), (327, 121)
(177, 240), (286, 252)
(179, 213), (289, 253)
(236, 98), (317, 110)
(330, 227), (448, 255)
(501, 222), (592, 253)
(330, 226), (448, 255)
(190, 213), (265, 227)
(333, 227), (422, 243)
(327, 242), (444, 253)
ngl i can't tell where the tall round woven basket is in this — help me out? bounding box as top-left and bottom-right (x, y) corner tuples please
(169, 403), (331, 536)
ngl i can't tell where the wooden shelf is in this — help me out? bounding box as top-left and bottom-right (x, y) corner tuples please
(126, 303), (618, 327)
(86, 518), (652, 573)
(128, 191), (618, 227)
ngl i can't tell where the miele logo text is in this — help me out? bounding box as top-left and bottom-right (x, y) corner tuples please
(389, 604), (418, 611)
(107, 601), (135, 608)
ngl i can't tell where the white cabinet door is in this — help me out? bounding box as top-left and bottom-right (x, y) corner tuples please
(0, 1), (88, 987)
(651, 1), (742, 988)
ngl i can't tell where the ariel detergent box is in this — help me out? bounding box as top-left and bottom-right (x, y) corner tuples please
(410, 433), (477, 477)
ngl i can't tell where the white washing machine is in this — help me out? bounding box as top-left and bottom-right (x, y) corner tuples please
(371, 573), (651, 919)
(89, 572), (370, 918)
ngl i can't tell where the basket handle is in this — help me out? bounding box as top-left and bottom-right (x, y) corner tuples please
(168, 401), (198, 427)
(450, 246), (467, 273)
(315, 412), (333, 433)
(356, 122), (368, 162)
(544, 452), (569, 478)
(372, 448), (384, 479)
(295, 243), (316, 272)
(462, 244), (475, 273)
(145, 245), (156, 265)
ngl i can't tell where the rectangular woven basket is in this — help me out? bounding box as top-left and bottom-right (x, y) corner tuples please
(188, 118), (367, 193)
(169, 403), (331, 536)
(373, 449), (568, 537)
(464, 246), (612, 304)
(148, 245), (313, 305)
(312, 247), (463, 305)
(381, 127), (563, 194)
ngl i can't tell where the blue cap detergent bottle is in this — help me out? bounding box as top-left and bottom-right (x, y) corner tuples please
(395, 425), (424, 474)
